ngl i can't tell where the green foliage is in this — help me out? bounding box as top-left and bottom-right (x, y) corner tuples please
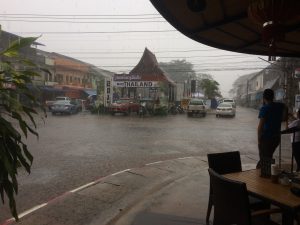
(159, 60), (196, 82)
(153, 106), (168, 116)
(90, 104), (107, 114)
(0, 36), (43, 221)
(199, 78), (222, 98)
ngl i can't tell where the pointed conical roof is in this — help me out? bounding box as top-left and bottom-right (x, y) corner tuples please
(130, 48), (174, 84)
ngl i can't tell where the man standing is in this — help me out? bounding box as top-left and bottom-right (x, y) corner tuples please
(257, 89), (286, 169)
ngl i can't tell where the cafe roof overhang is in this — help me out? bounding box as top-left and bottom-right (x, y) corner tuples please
(150, 0), (300, 57)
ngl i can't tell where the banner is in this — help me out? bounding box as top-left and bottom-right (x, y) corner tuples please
(114, 81), (158, 88)
(113, 74), (141, 81)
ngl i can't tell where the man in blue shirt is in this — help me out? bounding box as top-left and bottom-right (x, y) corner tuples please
(257, 89), (286, 169)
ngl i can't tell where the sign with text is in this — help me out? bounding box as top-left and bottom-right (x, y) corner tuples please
(113, 74), (141, 81)
(114, 81), (158, 88)
(104, 78), (113, 107)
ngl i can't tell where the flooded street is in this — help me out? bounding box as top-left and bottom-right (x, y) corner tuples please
(0, 107), (291, 221)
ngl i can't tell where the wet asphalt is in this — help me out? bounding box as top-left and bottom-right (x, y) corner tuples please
(0, 107), (292, 222)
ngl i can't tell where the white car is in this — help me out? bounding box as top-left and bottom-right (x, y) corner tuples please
(221, 98), (236, 108)
(56, 96), (71, 101)
(187, 98), (207, 117)
(216, 102), (236, 117)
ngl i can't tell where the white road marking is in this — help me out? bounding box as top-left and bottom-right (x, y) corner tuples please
(111, 169), (130, 176)
(3, 202), (49, 224)
(0, 157), (198, 224)
(19, 203), (48, 218)
(146, 161), (162, 165)
(177, 156), (194, 160)
(70, 182), (96, 193)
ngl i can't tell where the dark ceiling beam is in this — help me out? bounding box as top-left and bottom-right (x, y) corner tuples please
(237, 38), (261, 50)
(235, 21), (260, 36)
(237, 22), (300, 50)
(188, 12), (247, 34)
(218, 0), (226, 18)
(215, 27), (249, 43)
(285, 23), (300, 33)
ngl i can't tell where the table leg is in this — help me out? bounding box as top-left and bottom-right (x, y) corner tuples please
(282, 209), (294, 225)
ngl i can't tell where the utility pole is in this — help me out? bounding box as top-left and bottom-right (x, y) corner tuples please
(282, 58), (295, 113)
(246, 79), (249, 107)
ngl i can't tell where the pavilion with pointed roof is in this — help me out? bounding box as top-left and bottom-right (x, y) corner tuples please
(113, 48), (176, 103)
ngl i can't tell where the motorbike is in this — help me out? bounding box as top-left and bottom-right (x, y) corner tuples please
(176, 105), (185, 114)
(139, 102), (147, 117)
(168, 104), (178, 115)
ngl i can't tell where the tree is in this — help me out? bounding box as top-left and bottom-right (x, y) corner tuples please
(199, 78), (221, 98)
(0, 36), (44, 220)
(196, 73), (212, 80)
(159, 60), (196, 82)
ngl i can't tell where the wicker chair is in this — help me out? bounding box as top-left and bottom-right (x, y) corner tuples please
(206, 151), (270, 224)
(208, 168), (281, 225)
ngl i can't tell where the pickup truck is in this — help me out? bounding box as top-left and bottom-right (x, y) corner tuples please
(187, 98), (207, 117)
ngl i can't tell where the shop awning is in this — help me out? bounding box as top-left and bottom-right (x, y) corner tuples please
(150, 0), (300, 57)
(83, 89), (97, 96)
(40, 86), (65, 94)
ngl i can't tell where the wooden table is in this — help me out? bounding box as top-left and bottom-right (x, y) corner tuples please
(224, 169), (300, 225)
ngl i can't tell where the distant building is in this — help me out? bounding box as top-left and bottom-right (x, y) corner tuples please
(0, 30), (44, 85)
(232, 58), (300, 111)
(113, 48), (175, 104)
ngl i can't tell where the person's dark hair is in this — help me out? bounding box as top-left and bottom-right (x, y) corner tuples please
(263, 89), (274, 101)
(298, 108), (300, 118)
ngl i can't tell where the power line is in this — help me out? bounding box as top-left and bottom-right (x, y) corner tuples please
(0, 19), (167, 24)
(94, 67), (271, 72)
(61, 64), (269, 70)
(0, 13), (161, 17)
(73, 55), (265, 59)
(14, 30), (177, 34)
(0, 16), (163, 20)
(56, 49), (219, 54)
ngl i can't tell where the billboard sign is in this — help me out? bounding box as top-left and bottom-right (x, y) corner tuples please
(104, 78), (113, 107)
(113, 74), (141, 81)
(114, 81), (158, 88)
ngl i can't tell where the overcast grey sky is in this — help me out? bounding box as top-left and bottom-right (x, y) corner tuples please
(0, 0), (270, 96)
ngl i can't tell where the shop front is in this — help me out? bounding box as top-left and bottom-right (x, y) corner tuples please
(112, 48), (175, 106)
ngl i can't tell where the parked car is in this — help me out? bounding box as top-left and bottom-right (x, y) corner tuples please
(187, 98), (207, 117)
(216, 102), (236, 117)
(109, 98), (140, 115)
(70, 99), (83, 112)
(51, 100), (78, 115)
(46, 96), (71, 111)
(56, 96), (71, 101)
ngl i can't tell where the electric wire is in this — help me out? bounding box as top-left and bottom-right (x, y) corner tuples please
(13, 30), (177, 34)
(0, 19), (167, 24)
(0, 13), (161, 17)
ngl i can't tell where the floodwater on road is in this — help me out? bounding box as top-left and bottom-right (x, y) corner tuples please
(0, 107), (292, 221)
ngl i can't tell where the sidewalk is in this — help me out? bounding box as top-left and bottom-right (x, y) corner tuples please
(3, 156), (257, 225)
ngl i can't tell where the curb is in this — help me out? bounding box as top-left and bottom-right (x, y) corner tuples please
(1, 157), (206, 225)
